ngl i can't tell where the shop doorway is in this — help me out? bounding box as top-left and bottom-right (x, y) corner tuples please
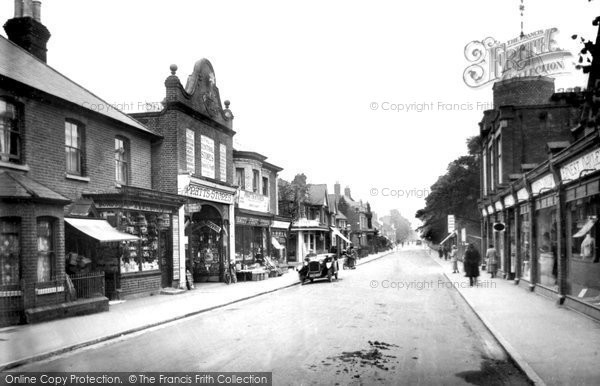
(187, 205), (224, 282)
(159, 230), (172, 288)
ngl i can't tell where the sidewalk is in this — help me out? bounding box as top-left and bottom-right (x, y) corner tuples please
(427, 248), (600, 386)
(0, 250), (393, 371)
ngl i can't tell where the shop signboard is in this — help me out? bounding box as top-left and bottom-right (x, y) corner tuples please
(178, 175), (235, 205)
(531, 173), (555, 196)
(186, 129), (195, 173)
(220, 144), (227, 182)
(560, 148), (600, 182)
(487, 205), (495, 214)
(447, 215), (455, 233)
(494, 201), (504, 211)
(238, 190), (269, 212)
(517, 188), (529, 202)
(200, 135), (215, 179)
(503, 194), (515, 208)
(236, 216), (270, 227)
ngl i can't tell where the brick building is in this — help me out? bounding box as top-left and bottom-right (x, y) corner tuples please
(479, 76), (584, 280)
(131, 60), (237, 284)
(0, 2), (183, 325)
(232, 150), (287, 265)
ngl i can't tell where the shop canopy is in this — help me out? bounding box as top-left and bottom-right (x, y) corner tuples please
(330, 227), (351, 243)
(440, 231), (457, 245)
(573, 218), (597, 238)
(65, 218), (140, 243)
(271, 237), (285, 250)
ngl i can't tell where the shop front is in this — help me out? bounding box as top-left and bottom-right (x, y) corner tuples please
(271, 219), (290, 264)
(493, 200), (507, 277)
(517, 187), (532, 283)
(561, 156), (600, 311)
(504, 194), (517, 280)
(84, 187), (184, 298)
(178, 174), (236, 284)
(290, 219), (331, 260)
(235, 210), (271, 266)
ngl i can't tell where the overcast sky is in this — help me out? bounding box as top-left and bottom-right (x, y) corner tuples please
(1, 0), (596, 227)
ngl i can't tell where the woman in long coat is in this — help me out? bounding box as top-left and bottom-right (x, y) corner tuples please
(463, 243), (481, 287)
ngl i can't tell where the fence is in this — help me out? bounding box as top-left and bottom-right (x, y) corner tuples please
(0, 271), (105, 326)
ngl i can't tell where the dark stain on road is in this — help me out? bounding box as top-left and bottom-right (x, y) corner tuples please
(324, 340), (399, 373)
(455, 358), (532, 386)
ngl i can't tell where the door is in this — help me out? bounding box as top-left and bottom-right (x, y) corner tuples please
(159, 230), (172, 288)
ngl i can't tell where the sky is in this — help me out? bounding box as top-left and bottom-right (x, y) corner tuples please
(1, 0), (597, 228)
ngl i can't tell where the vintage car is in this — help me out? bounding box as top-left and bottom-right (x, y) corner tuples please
(297, 253), (339, 284)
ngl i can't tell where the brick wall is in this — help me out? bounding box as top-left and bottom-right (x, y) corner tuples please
(0, 85), (154, 202)
(493, 76), (555, 107)
(120, 273), (161, 298)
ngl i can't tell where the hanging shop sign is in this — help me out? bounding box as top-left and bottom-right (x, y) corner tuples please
(517, 187), (529, 202)
(560, 148), (600, 183)
(531, 174), (556, 196)
(495, 201), (504, 211)
(487, 205), (495, 214)
(197, 220), (222, 233)
(236, 216), (270, 227)
(481, 208), (488, 217)
(447, 215), (455, 233)
(238, 190), (269, 212)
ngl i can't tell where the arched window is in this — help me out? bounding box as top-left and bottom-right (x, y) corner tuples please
(0, 98), (21, 163)
(0, 217), (21, 285)
(37, 217), (56, 282)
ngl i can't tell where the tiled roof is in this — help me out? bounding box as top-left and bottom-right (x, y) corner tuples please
(0, 36), (155, 135)
(307, 184), (328, 206)
(0, 171), (69, 202)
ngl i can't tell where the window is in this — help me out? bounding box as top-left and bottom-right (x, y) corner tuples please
(236, 168), (245, 190)
(496, 133), (502, 184)
(482, 148), (487, 196)
(0, 98), (20, 163)
(252, 170), (260, 193)
(0, 217), (20, 285)
(65, 120), (84, 175)
(115, 137), (129, 184)
(262, 176), (269, 196)
(37, 217), (55, 282)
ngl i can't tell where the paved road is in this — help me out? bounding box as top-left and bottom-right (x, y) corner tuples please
(13, 248), (529, 385)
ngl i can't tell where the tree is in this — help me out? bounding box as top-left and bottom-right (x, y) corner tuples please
(388, 209), (413, 243)
(278, 173), (310, 222)
(415, 136), (481, 243)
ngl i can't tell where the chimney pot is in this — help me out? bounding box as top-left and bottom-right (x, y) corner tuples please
(14, 0), (23, 17)
(32, 1), (41, 22)
(22, 0), (33, 18)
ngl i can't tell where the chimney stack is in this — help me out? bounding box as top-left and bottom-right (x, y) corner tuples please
(4, 0), (51, 62)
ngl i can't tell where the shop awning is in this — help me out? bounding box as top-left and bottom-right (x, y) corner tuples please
(573, 218), (597, 238)
(440, 232), (456, 245)
(271, 237), (285, 250)
(330, 227), (351, 243)
(65, 218), (140, 243)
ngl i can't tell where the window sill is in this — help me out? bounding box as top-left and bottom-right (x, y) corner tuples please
(0, 161), (30, 172)
(66, 173), (90, 182)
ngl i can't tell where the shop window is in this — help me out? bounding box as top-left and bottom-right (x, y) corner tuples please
(0, 217), (20, 285)
(536, 207), (557, 288)
(0, 98), (21, 164)
(236, 168), (245, 190)
(65, 120), (85, 175)
(115, 136), (129, 185)
(119, 212), (161, 273)
(37, 217), (56, 282)
(262, 176), (269, 196)
(252, 170), (259, 193)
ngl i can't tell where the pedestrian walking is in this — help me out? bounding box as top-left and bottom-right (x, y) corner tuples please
(463, 243), (481, 287)
(450, 245), (459, 273)
(485, 244), (498, 278)
(438, 246), (443, 259)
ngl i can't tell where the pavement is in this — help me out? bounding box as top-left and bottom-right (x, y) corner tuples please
(427, 246), (600, 386)
(0, 250), (394, 372)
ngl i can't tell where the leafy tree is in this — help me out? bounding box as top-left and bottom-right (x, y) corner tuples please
(387, 209), (413, 243)
(278, 174), (310, 222)
(415, 136), (481, 243)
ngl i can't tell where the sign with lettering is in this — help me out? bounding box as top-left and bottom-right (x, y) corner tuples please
(200, 135), (215, 179)
(186, 129), (195, 173)
(487, 205), (495, 214)
(560, 148), (600, 183)
(495, 201), (504, 211)
(531, 174), (556, 196)
(238, 190), (269, 213)
(447, 215), (455, 233)
(236, 216), (270, 227)
(220, 144), (227, 182)
(464, 28), (572, 88)
(197, 220), (221, 233)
